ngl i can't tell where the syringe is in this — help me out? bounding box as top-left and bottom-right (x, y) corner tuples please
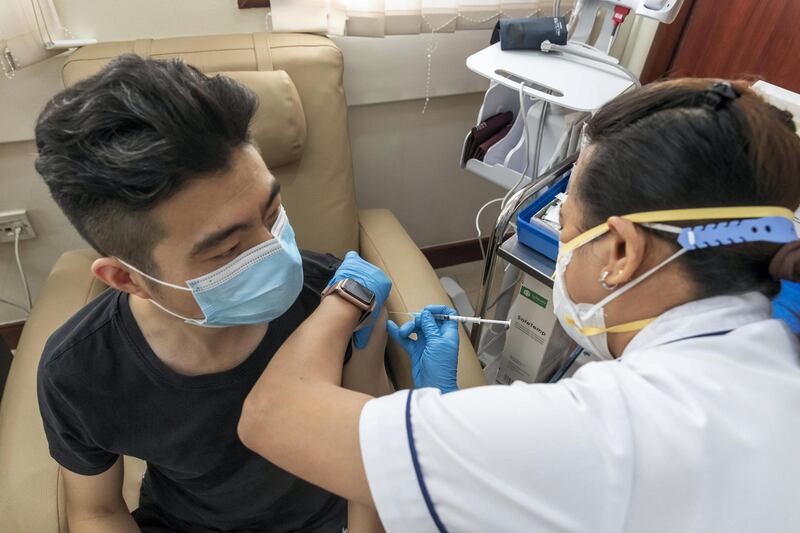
(389, 312), (511, 329)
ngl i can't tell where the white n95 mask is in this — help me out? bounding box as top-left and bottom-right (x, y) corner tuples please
(119, 207), (303, 327)
(552, 247), (678, 360)
(551, 205), (799, 359)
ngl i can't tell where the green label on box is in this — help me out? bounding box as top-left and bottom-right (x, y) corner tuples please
(520, 285), (548, 308)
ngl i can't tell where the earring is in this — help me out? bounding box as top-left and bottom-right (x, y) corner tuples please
(599, 270), (618, 291)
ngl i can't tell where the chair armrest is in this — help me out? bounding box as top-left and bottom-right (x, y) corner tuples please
(0, 249), (106, 532)
(0, 249), (200, 532)
(358, 208), (486, 390)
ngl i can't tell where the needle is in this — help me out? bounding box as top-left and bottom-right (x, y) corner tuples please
(389, 312), (511, 328)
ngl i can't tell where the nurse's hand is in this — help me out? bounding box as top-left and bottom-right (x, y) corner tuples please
(387, 305), (460, 393)
(329, 251), (392, 349)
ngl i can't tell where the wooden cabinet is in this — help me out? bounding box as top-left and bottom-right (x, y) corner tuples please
(642, 0), (800, 92)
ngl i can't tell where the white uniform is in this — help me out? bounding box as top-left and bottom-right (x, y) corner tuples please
(359, 293), (800, 532)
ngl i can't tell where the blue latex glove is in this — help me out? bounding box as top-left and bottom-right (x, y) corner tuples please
(328, 251), (392, 349)
(773, 281), (800, 334)
(387, 305), (460, 393)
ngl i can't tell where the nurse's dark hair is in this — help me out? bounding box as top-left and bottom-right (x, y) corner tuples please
(34, 54), (258, 275)
(582, 78), (800, 297)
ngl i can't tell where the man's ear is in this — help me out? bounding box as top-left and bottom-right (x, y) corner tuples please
(91, 257), (153, 299)
(602, 216), (648, 287)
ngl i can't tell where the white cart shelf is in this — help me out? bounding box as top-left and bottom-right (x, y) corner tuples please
(466, 42), (635, 112)
(465, 159), (532, 190)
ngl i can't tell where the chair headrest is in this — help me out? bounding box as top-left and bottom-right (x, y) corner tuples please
(216, 70), (306, 169)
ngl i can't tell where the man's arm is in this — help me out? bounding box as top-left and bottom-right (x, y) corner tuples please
(238, 294), (374, 506)
(342, 308), (393, 399)
(342, 309), (391, 532)
(62, 457), (139, 532)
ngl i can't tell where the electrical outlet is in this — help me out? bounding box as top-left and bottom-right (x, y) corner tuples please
(0, 210), (36, 243)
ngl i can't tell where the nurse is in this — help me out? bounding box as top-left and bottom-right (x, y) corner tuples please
(237, 79), (800, 533)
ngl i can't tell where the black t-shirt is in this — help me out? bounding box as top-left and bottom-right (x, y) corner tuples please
(37, 251), (350, 533)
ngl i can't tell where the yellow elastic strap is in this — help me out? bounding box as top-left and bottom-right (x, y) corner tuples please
(565, 316), (656, 336)
(561, 206), (796, 253)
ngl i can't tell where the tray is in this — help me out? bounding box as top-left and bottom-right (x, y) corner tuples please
(516, 169), (571, 260)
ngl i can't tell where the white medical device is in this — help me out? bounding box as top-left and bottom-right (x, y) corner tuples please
(574, 0), (685, 25)
(570, 0), (686, 51)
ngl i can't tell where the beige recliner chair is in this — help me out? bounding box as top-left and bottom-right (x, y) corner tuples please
(0, 33), (485, 532)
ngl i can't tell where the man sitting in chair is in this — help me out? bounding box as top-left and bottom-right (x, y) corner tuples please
(34, 55), (391, 533)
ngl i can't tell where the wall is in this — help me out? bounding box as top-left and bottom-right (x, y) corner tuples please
(0, 2), (656, 324)
(349, 93), (507, 249)
(0, 141), (87, 324)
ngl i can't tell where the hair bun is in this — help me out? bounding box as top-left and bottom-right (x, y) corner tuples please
(769, 240), (800, 282)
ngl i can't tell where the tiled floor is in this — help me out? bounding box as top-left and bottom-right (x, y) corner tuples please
(435, 260), (509, 310)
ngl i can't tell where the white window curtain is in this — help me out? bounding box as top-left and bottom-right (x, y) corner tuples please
(270, 0), (575, 37)
(0, 0), (69, 77)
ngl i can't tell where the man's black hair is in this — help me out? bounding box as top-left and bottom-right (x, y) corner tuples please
(35, 54), (258, 274)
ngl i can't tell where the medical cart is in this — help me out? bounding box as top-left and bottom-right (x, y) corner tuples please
(460, 44), (635, 382)
(456, 2), (689, 382)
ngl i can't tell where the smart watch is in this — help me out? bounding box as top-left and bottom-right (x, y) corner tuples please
(322, 278), (376, 327)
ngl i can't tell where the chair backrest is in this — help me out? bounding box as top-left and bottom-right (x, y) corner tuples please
(62, 33), (360, 258)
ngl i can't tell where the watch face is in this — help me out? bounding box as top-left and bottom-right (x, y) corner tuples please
(342, 279), (375, 306)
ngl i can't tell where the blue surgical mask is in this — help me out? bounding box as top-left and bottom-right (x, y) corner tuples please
(120, 207), (304, 327)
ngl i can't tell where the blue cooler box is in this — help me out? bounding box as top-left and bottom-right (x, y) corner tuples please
(516, 169), (571, 261)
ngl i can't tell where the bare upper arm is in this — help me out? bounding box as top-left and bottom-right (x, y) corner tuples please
(62, 456), (129, 519)
(343, 308), (393, 397)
